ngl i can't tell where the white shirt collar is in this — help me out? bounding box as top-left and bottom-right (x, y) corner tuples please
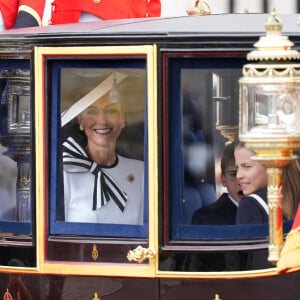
(228, 193), (239, 207)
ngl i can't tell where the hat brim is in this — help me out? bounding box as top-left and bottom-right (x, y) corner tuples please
(61, 72), (128, 127)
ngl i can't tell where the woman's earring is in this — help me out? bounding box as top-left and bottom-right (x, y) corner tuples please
(121, 123), (125, 129)
(79, 124), (84, 131)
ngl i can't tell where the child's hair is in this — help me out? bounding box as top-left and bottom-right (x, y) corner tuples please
(220, 142), (237, 175)
(282, 159), (300, 220)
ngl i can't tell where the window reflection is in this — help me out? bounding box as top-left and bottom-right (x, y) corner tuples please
(181, 68), (240, 226)
(0, 144), (17, 220)
(0, 69), (31, 223)
(181, 69), (216, 225)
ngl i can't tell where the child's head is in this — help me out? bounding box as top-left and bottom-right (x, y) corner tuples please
(220, 142), (243, 202)
(282, 159), (300, 219)
(234, 143), (268, 196)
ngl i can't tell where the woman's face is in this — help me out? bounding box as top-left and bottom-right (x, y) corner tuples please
(235, 146), (268, 196)
(78, 97), (124, 148)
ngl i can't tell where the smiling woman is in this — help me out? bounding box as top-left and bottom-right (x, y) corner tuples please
(60, 70), (144, 225)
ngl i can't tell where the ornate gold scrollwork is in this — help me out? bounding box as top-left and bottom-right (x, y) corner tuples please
(127, 246), (156, 263)
(92, 244), (99, 261)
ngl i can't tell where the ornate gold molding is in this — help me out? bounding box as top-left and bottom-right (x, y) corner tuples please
(127, 246), (156, 263)
(92, 244), (99, 261)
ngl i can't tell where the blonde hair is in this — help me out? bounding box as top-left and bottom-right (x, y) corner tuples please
(282, 159), (300, 220)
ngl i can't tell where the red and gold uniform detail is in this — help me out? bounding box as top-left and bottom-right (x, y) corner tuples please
(0, 0), (45, 29)
(50, 0), (161, 25)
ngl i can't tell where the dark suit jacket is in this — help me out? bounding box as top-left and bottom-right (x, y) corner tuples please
(191, 193), (237, 225)
(235, 189), (268, 225)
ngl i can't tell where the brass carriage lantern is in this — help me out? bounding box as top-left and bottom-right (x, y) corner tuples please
(239, 10), (300, 263)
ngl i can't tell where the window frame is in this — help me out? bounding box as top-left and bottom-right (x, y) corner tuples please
(35, 45), (158, 277)
(49, 59), (148, 238)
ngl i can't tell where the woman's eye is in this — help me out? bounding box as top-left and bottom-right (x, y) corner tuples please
(86, 110), (97, 116)
(105, 109), (118, 114)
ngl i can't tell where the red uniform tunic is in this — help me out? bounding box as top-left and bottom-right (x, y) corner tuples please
(50, 0), (161, 25)
(0, 0), (45, 29)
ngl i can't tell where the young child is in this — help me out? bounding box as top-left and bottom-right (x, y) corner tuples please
(192, 142), (244, 225)
(234, 143), (268, 225)
(281, 159), (300, 220)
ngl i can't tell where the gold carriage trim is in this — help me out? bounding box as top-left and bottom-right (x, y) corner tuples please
(127, 246), (156, 263)
(242, 64), (300, 78)
(92, 244), (99, 261)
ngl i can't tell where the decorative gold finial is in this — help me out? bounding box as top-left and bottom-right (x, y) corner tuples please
(265, 8), (282, 36)
(186, 0), (211, 16)
(247, 10), (300, 61)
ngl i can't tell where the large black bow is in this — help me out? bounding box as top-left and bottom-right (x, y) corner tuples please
(62, 137), (127, 211)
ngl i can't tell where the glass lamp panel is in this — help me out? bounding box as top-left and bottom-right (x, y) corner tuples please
(240, 82), (300, 138)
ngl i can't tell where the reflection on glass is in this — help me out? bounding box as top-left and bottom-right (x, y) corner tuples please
(60, 68), (145, 225)
(181, 68), (241, 225)
(241, 84), (300, 137)
(181, 69), (215, 225)
(0, 69), (31, 222)
(0, 144), (17, 220)
(17, 162), (31, 221)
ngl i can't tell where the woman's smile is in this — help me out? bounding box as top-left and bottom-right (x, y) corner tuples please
(94, 127), (112, 135)
(78, 96), (124, 151)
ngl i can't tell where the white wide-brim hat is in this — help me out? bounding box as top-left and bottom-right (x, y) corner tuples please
(61, 71), (128, 127)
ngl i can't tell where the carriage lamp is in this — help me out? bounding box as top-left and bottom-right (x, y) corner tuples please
(0, 69), (31, 222)
(239, 10), (300, 263)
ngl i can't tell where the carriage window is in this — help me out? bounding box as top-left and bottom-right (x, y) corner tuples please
(181, 68), (239, 225)
(35, 46), (156, 270)
(0, 62), (32, 236)
(0, 60), (34, 267)
(163, 54), (293, 249)
(49, 60), (148, 239)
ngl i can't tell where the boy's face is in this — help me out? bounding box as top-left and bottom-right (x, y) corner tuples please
(234, 146), (268, 196)
(221, 159), (244, 202)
